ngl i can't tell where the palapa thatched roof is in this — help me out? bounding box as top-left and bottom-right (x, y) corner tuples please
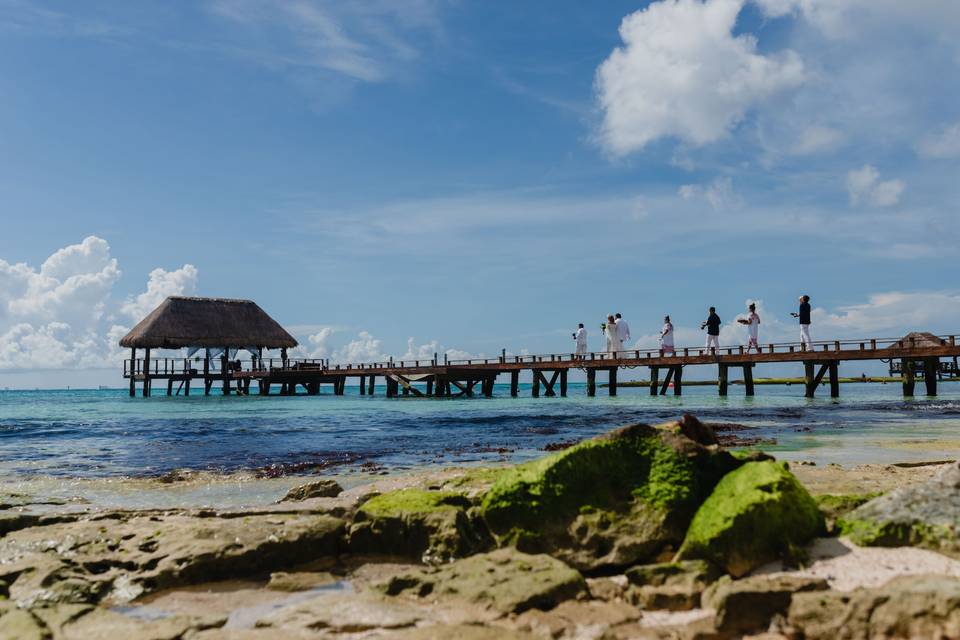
(897, 331), (945, 349)
(119, 297), (298, 349)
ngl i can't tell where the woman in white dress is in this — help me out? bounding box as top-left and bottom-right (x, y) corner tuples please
(660, 315), (675, 355)
(605, 314), (623, 356)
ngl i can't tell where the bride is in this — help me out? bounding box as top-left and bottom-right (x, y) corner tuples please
(605, 314), (622, 356)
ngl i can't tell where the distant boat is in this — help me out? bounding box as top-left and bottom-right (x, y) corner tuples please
(98, 385), (110, 390)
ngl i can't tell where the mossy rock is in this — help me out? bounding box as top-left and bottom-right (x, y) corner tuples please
(815, 492), (882, 534)
(837, 462), (960, 556)
(349, 489), (492, 563)
(480, 418), (742, 570)
(677, 461), (824, 577)
(379, 548), (586, 614)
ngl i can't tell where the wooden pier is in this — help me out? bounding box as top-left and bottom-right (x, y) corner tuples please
(124, 332), (960, 400)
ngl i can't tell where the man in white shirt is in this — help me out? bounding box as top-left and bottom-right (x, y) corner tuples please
(573, 323), (588, 357)
(615, 313), (631, 349)
(660, 316), (675, 355)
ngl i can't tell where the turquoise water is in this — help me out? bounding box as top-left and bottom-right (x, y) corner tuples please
(2, 383), (959, 480)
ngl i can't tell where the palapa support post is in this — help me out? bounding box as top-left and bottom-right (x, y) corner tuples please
(673, 365), (683, 396)
(532, 371), (541, 398)
(221, 348), (231, 396)
(483, 377), (494, 398)
(829, 361), (840, 398)
(359, 375), (366, 395)
(184, 378), (191, 396)
(718, 363), (729, 397)
(649, 366), (659, 396)
(368, 374), (376, 395)
(426, 379), (434, 396)
(902, 359), (915, 397)
(924, 358), (938, 396)
(259, 380), (270, 395)
(510, 370), (519, 397)
(586, 369), (596, 397)
(559, 369), (568, 397)
(166, 379), (173, 397)
(129, 348), (136, 397)
(203, 355), (210, 396)
(608, 367), (617, 396)
(743, 363), (754, 397)
(142, 348), (152, 397)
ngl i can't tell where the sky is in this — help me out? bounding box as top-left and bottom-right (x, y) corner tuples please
(1, 0), (959, 387)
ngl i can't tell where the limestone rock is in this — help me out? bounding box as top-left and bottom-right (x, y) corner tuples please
(815, 492), (882, 534)
(479, 418), (743, 571)
(704, 574), (828, 635)
(625, 560), (721, 611)
(677, 461), (824, 577)
(0, 603), (48, 640)
(255, 591), (422, 632)
(266, 571), (337, 591)
(509, 599), (641, 638)
(384, 625), (539, 640)
(278, 478), (343, 502)
(380, 548), (587, 614)
(0, 512), (345, 605)
(349, 488), (491, 563)
(56, 607), (225, 640)
(788, 574), (960, 640)
(840, 460), (960, 556)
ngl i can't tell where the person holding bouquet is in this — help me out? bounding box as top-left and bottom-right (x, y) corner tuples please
(737, 303), (761, 353)
(605, 314), (623, 356)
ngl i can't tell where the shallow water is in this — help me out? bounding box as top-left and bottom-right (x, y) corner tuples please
(2, 383), (959, 481)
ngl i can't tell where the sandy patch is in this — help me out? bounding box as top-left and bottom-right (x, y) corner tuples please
(754, 537), (960, 591)
(792, 462), (949, 495)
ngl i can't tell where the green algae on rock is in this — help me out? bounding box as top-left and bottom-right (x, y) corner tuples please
(479, 417), (742, 570)
(379, 548), (586, 614)
(839, 461), (960, 556)
(677, 460), (824, 577)
(349, 489), (492, 563)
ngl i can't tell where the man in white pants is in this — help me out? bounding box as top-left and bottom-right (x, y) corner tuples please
(573, 323), (588, 358)
(792, 295), (812, 348)
(702, 307), (721, 352)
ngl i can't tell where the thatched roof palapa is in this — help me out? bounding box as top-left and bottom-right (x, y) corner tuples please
(119, 297), (298, 350)
(897, 331), (945, 349)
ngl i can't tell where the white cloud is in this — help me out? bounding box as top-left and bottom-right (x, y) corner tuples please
(595, 0), (804, 155)
(121, 264), (198, 321)
(846, 165), (905, 207)
(678, 176), (740, 210)
(791, 124), (844, 155)
(207, 0), (443, 83)
(332, 330), (388, 363)
(916, 121), (960, 159)
(401, 336), (480, 363)
(0, 237), (200, 371)
(815, 291), (960, 335)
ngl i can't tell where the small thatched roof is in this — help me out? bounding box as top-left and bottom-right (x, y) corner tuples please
(897, 331), (945, 349)
(119, 297), (298, 349)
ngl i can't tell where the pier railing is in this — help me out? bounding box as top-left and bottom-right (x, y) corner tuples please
(123, 334), (958, 378)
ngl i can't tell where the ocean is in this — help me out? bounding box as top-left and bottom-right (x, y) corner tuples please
(3, 383), (959, 481)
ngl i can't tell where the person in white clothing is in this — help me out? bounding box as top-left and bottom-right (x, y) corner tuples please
(605, 314), (623, 356)
(573, 323), (588, 358)
(738, 303), (761, 353)
(615, 313), (631, 345)
(659, 315), (675, 355)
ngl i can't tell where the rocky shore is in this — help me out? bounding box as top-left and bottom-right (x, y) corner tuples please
(2, 414), (959, 639)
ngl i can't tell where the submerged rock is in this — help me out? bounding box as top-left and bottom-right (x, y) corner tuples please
(380, 548), (587, 614)
(788, 574), (960, 639)
(677, 460), (824, 577)
(840, 460), (960, 556)
(348, 488), (492, 563)
(278, 478), (343, 502)
(479, 416), (743, 570)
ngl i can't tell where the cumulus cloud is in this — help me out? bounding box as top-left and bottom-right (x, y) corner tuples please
(121, 264), (199, 320)
(916, 121), (960, 159)
(332, 330), (388, 363)
(0, 237), (198, 370)
(847, 165), (905, 207)
(595, 0), (804, 155)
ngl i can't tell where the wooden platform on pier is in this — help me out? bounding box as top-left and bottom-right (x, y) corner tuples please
(124, 333), (960, 400)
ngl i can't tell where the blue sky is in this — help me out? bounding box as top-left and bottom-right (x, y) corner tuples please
(1, 0), (959, 386)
